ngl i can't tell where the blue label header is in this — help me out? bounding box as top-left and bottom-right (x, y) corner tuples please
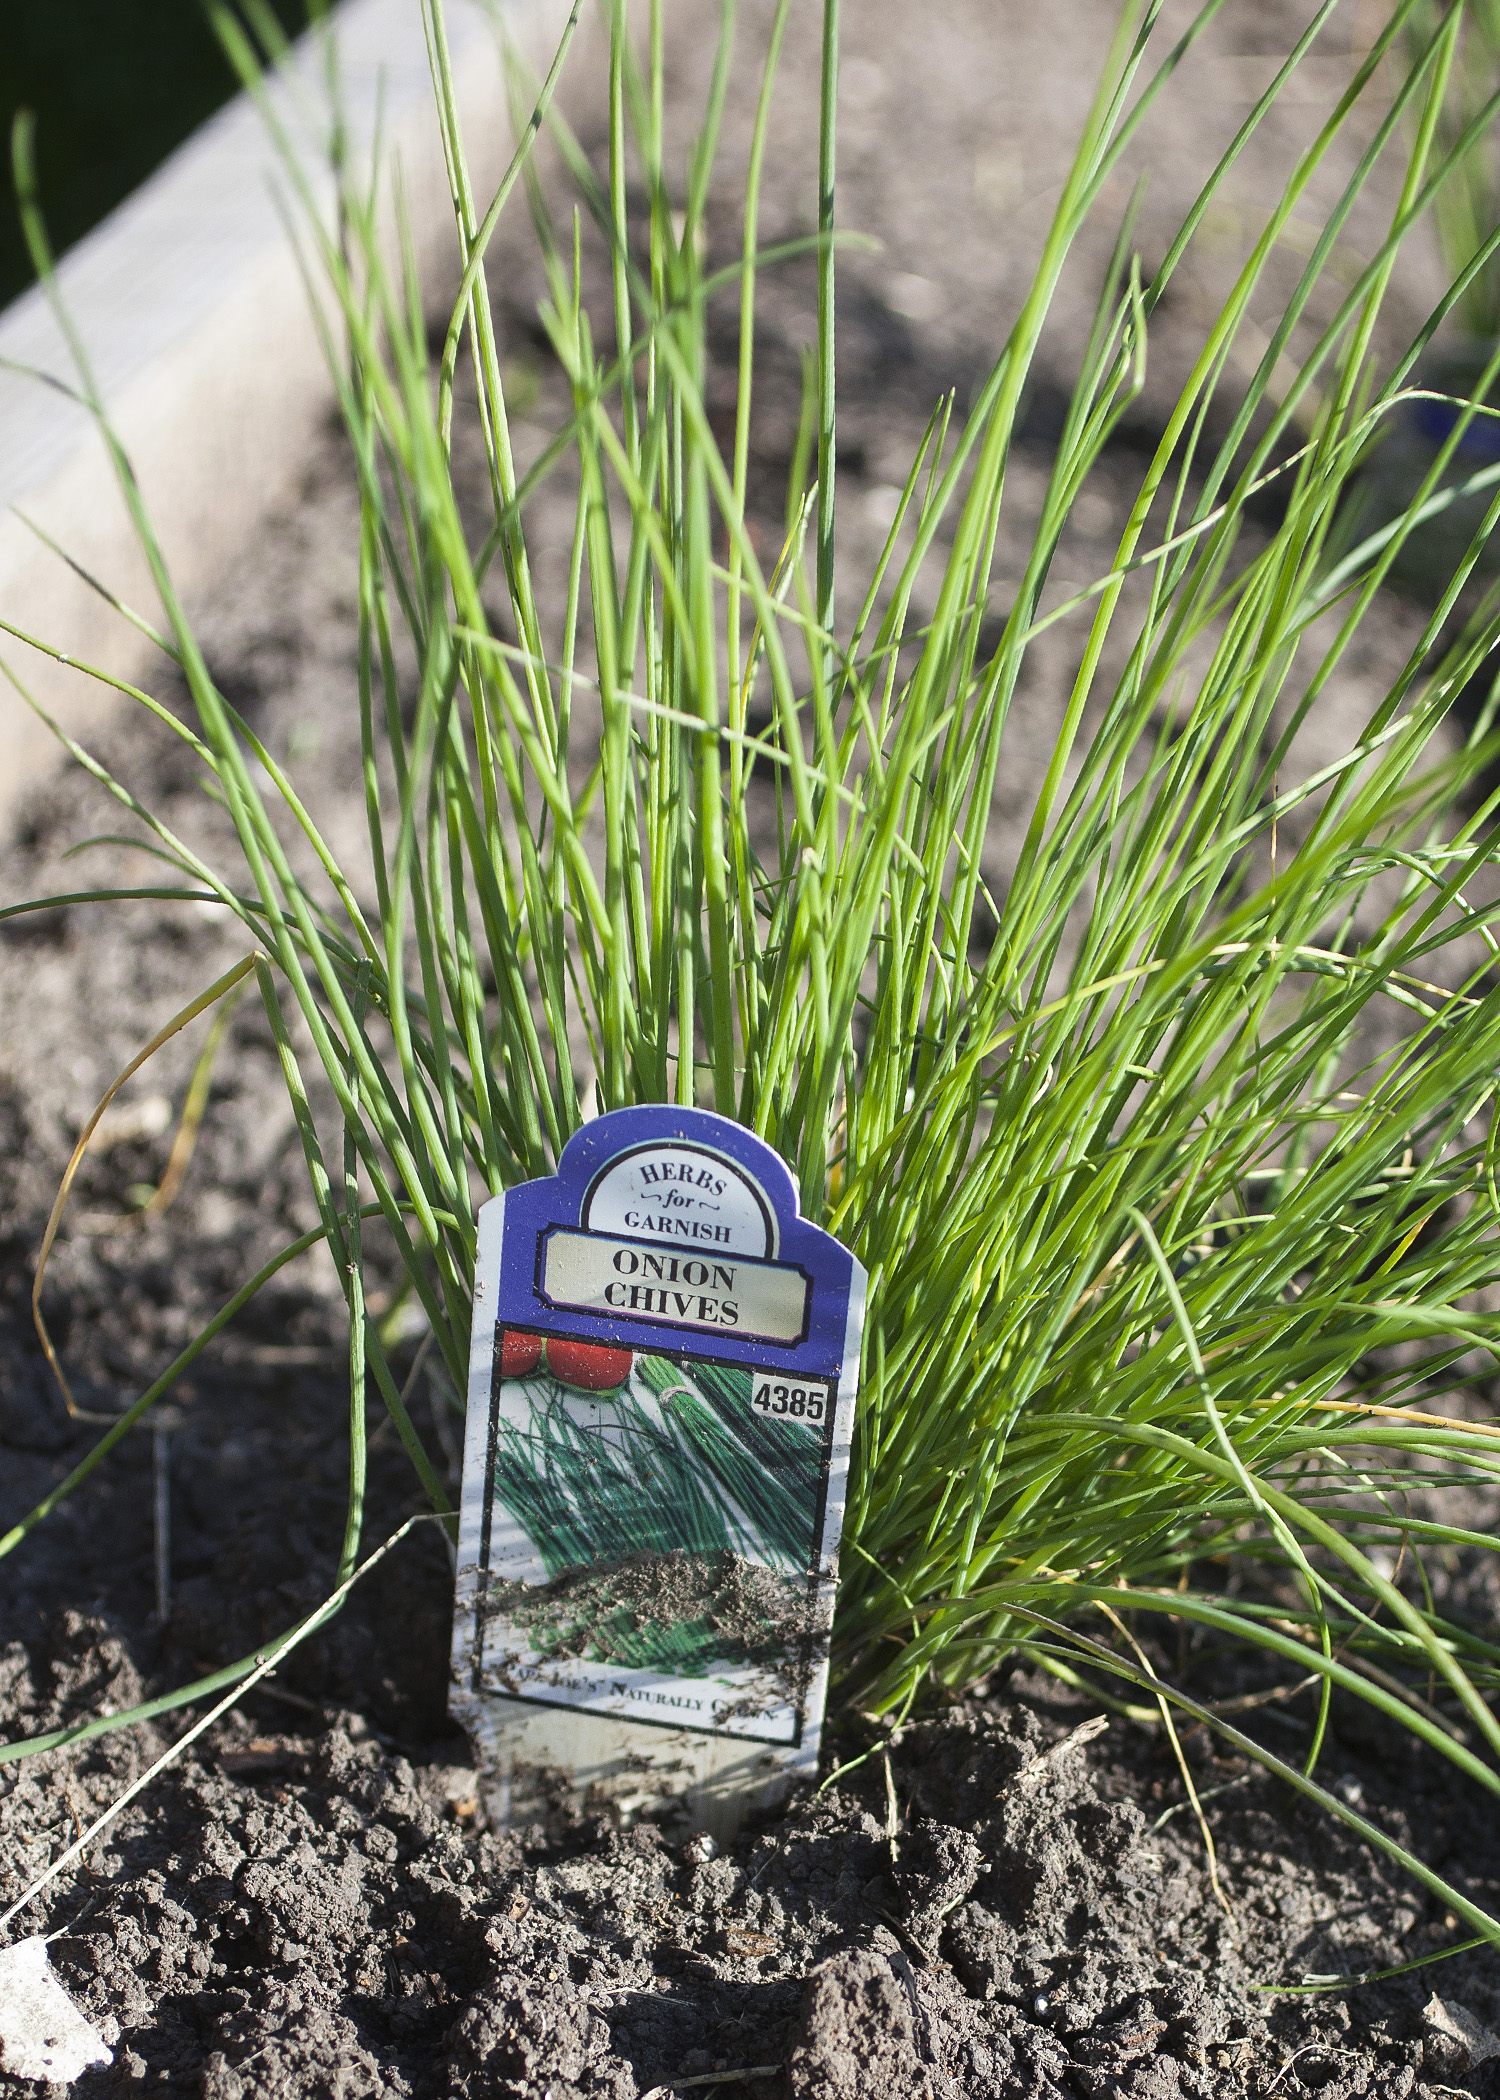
(494, 1105), (855, 1378)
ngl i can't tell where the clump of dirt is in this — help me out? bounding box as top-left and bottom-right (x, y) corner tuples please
(484, 1548), (811, 1681)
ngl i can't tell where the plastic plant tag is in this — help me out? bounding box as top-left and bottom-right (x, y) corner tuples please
(0, 1938), (113, 2083)
(450, 1106), (865, 1834)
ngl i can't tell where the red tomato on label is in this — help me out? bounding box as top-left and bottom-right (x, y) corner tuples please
(544, 1338), (633, 1392)
(499, 1329), (544, 1379)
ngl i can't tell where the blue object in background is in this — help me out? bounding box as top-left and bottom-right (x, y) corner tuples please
(1413, 391), (1500, 463)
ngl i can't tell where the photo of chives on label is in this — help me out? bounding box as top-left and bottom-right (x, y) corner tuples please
(450, 1108), (865, 1832)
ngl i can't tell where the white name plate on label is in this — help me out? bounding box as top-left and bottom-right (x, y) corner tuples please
(538, 1228), (810, 1343)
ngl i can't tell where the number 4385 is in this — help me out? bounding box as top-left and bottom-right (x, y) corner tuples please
(751, 1380), (825, 1422)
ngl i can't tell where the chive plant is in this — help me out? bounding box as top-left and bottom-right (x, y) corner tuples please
(7, 0), (1500, 1933)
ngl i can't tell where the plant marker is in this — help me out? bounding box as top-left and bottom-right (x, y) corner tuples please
(0, 1941), (111, 2084)
(450, 1106), (865, 1834)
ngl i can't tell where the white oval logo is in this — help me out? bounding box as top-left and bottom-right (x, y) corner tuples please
(582, 1142), (776, 1257)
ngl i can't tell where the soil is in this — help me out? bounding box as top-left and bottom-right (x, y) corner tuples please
(3, 0), (1500, 2094)
(6, 1607), (1500, 2099)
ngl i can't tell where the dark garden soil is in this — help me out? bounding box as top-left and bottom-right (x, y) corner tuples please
(6, 1480), (1500, 2100)
(4, 0), (1500, 2092)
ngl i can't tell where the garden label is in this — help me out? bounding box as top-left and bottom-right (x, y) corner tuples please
(450, 1106), (864, 1831)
